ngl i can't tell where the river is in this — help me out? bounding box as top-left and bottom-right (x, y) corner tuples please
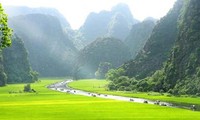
(47, 80), (196, 111)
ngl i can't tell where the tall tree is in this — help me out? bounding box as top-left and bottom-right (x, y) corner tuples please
(0, 3), (12, 49)
(0, 3), (12, 86)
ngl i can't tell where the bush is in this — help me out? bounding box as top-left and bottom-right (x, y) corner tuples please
(196, 93), (200, 97)
(23, 84), (31, 92)
(108, 82), (116, 90)
(125, 87), (132, 91)
(118, 86), (125, 91)
(159, 89), (164, 94)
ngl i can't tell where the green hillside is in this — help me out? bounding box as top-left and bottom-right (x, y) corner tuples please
(3, 35), (38, 83)
(74, 37), (131, 79)
(121, 0), (183, 79)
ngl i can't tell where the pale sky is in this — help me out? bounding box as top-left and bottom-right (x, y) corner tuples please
(0, 0), (177, 30)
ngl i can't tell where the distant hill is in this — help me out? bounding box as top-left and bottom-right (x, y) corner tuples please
(9, 14), (77, 77)
(74, 37), (131, 79)
(75, 3), (139, 49)
(125, 19), (156, 58)
(3, 35), (37, 83)
(5, 6), (71, 29)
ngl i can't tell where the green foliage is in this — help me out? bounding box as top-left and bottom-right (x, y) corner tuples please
(0, 4), (12, 86)
(0, 3), (12, 49)
(128, 0), (200, 95)
(157, 0), (200, 95)
(106, 68), (125, 81)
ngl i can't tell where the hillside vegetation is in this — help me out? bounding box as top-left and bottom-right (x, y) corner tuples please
(3, 35), (38, 83)
(107, 0), (200, 95)
(119, 0), (183, 79)
(74, 37), (131, 79)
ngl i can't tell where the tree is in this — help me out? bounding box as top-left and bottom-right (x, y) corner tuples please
(0, 3), (12, 49)
(0, 3), (12, 86)
(106, 68), (125, 81)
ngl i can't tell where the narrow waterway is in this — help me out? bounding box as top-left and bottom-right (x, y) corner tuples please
(47, 80), (196, 111)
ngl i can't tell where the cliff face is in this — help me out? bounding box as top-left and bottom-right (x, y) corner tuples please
(121, 0), (183, 79)
(76, 3), (138, 48)
(9, 14), (77, 77)
(159, 0), (200, 94)
(125, 19), (156, 58)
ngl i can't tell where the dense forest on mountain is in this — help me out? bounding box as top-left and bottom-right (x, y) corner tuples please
(74, 37), (131, 79)
(120, 0), (183, 79)
(107, 0), (200, 95)
(3, 35), (38, 83)
(9, 14), (77, 77)
(153, 0), (200, 95)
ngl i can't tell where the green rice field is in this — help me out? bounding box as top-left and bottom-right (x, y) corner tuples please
(0, 78), (200, 120)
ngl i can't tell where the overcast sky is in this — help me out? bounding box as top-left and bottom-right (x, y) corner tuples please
(0, 0), (177, 30)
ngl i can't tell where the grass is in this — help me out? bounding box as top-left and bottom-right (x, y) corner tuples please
(0, 78), (200, 120)
(68, 79), (200, 107)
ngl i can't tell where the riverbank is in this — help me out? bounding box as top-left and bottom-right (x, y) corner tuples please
(68, 79), (200, 111)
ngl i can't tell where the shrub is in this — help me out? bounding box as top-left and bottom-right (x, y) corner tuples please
(23, 84), (31, 92)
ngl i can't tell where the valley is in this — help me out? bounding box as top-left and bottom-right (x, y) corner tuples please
(0, 0), (200, 119)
